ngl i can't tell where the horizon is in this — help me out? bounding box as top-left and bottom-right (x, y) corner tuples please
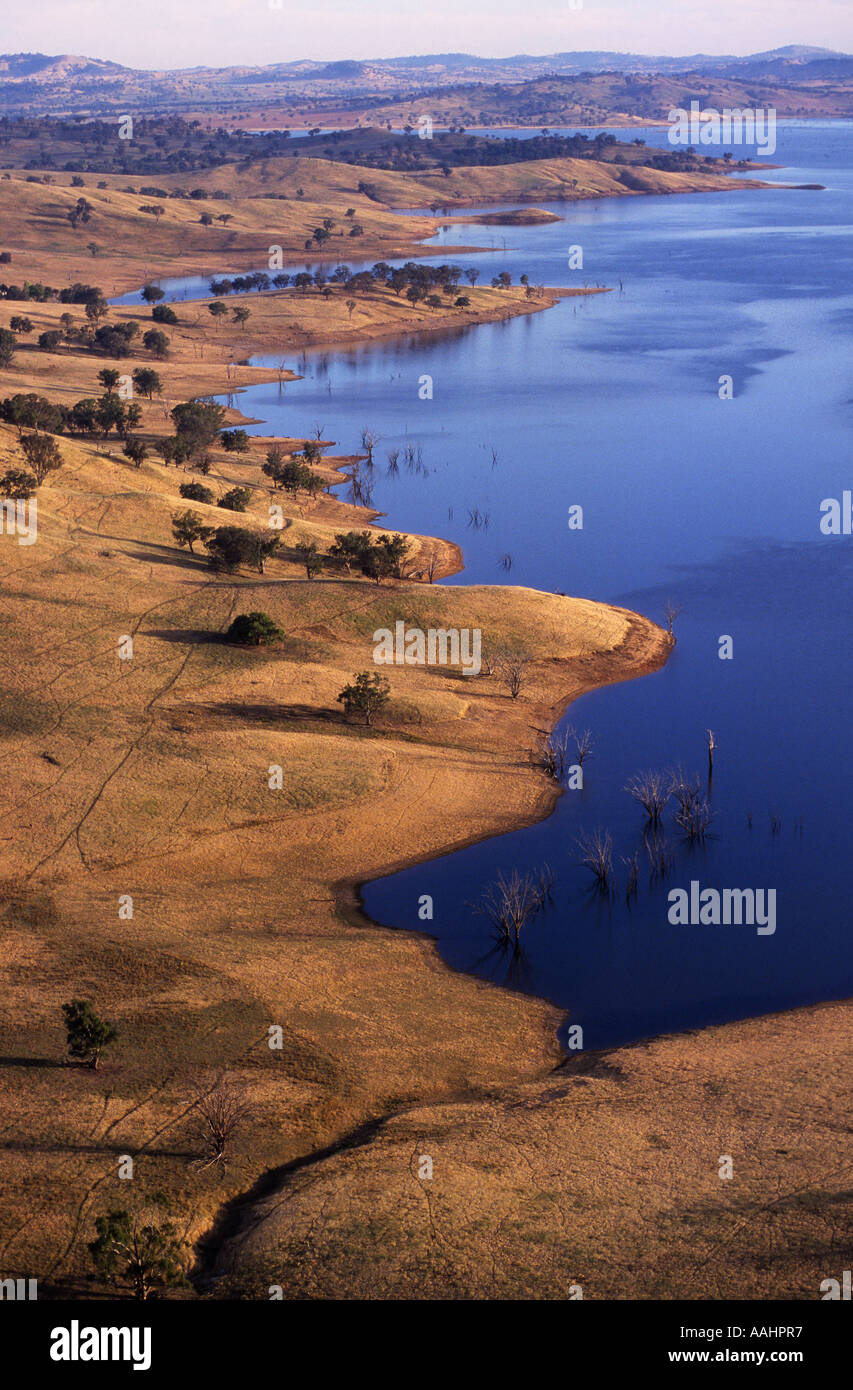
(3, 0), (853, 73)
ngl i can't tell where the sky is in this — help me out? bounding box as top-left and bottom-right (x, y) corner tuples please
(4, 0), (852, 71)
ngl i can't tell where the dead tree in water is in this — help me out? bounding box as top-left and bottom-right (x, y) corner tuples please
(625, 771), (670, 825)
(664, 599), (682, 643)
(577, 829), (613, 892)
(706, 728), (716, 780)
(477, 867), (552, 952)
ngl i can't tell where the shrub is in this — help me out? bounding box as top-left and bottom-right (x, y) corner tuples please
(217, 485), (252, 512)
(226, 611), (284, 646)
(179, 481), (214, 504)
(61, 999), (117, 1069)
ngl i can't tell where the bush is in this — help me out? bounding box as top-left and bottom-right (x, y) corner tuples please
(226, 611), (284, 646)
(152, 304), (178, 325)
(179, 481), (214, 504)
(61, 999), (117, 1069)
(217, 485), (252, 512)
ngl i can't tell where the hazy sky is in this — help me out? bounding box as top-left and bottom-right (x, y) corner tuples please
(6, 0), (852, 71)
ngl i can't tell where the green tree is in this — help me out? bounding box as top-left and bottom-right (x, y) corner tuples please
(219, 428), (250, 453)
(171, 399), (225, 457)
(122, 436), (148, 468)
(232, 305), (251, 328)
(337, 671), (391, 726)
(204, 525), (256, 573)
(61, 999), (117, 1069)
(143, 329), (169, 359)
(19, 433), (63, 484)
(217, 485), (252, 512)
(132, 368), (162, 399)
(171, 509), (213, 553)
(0, 468), (37, 499)
(0, 328), (17, 367)
(140, 284), (165, 304)
(97, 367), (121, 394)
(226, 610), (284, 645)
(295, 539), (323, 579)
(89, 1206), (187, 1301)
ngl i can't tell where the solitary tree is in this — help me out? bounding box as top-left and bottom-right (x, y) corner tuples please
(226, 611), (283, 645)
(89, 1206), (187, 1301)
(61, 999), (117, 1069)
(194, 1076), (250, 1168)
(171, 509), (213, 553)
(337, 671), (390, 726)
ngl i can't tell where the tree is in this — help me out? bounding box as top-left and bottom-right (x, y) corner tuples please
(84, 297), (109, 324)
(132, 368), (162, 399)
(9, 315), (32, 333)
(217, 485), (252, 512)
(152, 304), (178, 325)
(172, 509), (213, 553)
(96, 394), (127, 436)
(179, 480), (214, 504)
(664, 599), (682, 641)
(465, 268), (480, 288)
(204, 525), (255, 573)
(219, 428), (250, 453)
(143, 329), (169, 358)
(61, 999), (117, 1070)
(69, 397), (99, 433)
(19, 432), (63, 484)
(294, 539), (323, 579)
(498, 651), (528, 699)
(38, 330), (62, 351)
(232, 305), (251, 328)
(98, 367), (121, 394)
(207, 301), (228, 326)
(171, 399), (225, 457)
(337, 671), (390, 726)
(122, 436), (148, 468)
(0, 328), (16, 367)
(0, 468), (37, 499)
(194, 1076), (250, 1167)
(247, 532), (280, 574)
(140, 284), (165, 304)
(226, 611), (283, 645)
(89, 1207), (187, 1301)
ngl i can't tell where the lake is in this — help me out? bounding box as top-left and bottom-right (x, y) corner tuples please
(125, 122), (853, 1050)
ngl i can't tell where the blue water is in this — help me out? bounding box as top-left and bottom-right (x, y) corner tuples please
(125, 123), (853, 1050)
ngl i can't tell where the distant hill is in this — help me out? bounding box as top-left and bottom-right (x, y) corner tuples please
(0, 46), (850, 117)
